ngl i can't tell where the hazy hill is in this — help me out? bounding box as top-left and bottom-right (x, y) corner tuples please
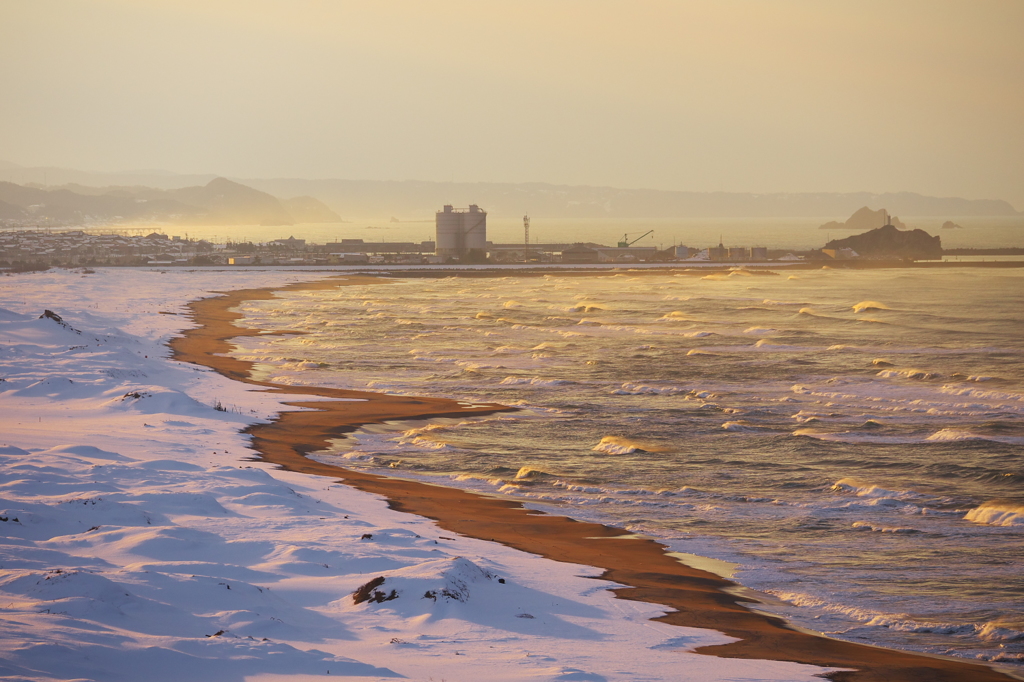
(242, 179), (1021, 220)
(171, 177), (294, 225)
(1, 163), (1019, 220)
(825, 224), (943, 260)
(281, 196), (345, 223)
(0, 177), (341, 226)
(0, 181), (192, 221)
(0, 198), (26, 219)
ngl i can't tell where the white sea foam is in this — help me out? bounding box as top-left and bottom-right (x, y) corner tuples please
(925, 428), (986, 442)
(612, 383), (687, 395)
(851, 521), (921, 534)
(830, 478), (923, 501)
(499, 376), (572, 387)
(721, 421), (769, 432)
(964, 502), (1024, 527)
(876, 368), (940, 380)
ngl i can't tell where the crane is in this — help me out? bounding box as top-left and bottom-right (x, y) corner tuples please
(618, 230), (654, 248)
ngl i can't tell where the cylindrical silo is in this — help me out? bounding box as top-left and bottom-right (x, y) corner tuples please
(435, 205), (462, 258)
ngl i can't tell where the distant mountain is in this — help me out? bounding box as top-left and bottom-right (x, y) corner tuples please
(1, 163), (1019, 219)
(172, 177), (293, 225)
(241, 179), (1021, 220)
(825, 225), (943, 260)
(0, 178), (340, 226)
(0, 198), (26, 219)
(281, 196), (344, 223)
(819, 206), (907, 231)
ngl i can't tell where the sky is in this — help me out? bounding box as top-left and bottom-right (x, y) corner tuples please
(1, 0), (1022, 206)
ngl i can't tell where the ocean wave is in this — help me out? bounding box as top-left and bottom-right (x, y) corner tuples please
(791, 411), (828, 423)
(593, 436), (647, 455)
(753, 339), (800, 350)
(964, 502), (1024, 527)
(395, 436), (450, 450)
(852, 300), (890, 313)
(453, 473), (505, 486)
(499, 376), (572, 387)
(721, 421), (770, 432)
(851, 521), (922, 534)
(876, 368), (940, 380)
(768, 591), (1020, 641)
(744, 327), (776, 335)
(514, 467), (548, 480)
(925, 428), (987, 442)
(612, 383), (687, 396)
(830, 478), (923, 501)
(940, 384), (1023, 402)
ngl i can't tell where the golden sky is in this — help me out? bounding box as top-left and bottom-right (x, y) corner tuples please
(2, 0), (1022, 205)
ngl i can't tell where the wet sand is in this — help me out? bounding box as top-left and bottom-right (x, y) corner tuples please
(170, 275), (1018, 682)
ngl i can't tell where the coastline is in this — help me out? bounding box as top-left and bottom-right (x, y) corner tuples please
(171, 274), (1020, 682)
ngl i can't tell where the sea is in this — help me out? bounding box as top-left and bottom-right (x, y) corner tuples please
(230, 265), (1024, 665)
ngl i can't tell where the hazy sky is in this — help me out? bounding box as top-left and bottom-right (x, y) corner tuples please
(2, 1), (1022, 206)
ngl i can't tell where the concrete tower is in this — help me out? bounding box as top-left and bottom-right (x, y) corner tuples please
(435, 205), (487, 258)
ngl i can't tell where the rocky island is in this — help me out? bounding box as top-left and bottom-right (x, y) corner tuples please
(825, 223), (943, 260)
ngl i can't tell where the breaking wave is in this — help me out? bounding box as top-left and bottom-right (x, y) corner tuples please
(926, 429), (987, 442)
(964, 502), (1024, 527)
(593, 436), (649, 455)
(769, 591), (1024, 642)
(852, 301), (890, 313)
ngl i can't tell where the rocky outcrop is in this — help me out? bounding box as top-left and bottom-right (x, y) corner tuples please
(824, 224), (942, 260)
(820, 206), (907, 231)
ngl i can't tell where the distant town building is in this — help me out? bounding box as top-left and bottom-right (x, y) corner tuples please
(673, 245), (691, 259)
(750, 247), (768, 261)
(322, 240), (435, 254)
(708, 240), (727, 261)
(327, 253), (369, 264)
(728, 247), (749, 261)
(435, 205), (487, 259)
(561, 243), (600, 264)
(269, 236), (306, 248)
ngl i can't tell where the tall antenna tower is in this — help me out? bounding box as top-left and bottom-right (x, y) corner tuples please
(524, 214), (530, 263)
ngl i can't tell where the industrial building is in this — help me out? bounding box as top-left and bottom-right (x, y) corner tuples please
(435, 205), (486, 259)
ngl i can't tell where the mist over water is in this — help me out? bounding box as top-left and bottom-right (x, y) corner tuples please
(233, 268), (1024, 663)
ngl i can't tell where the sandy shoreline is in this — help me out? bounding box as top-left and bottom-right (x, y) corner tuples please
(171, 274), (1018, 682)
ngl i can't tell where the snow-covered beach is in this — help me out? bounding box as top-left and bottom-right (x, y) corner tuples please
(0, 267), (1012, 682)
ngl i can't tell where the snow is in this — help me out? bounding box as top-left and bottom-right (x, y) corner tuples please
(0, 267), (835, 681)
